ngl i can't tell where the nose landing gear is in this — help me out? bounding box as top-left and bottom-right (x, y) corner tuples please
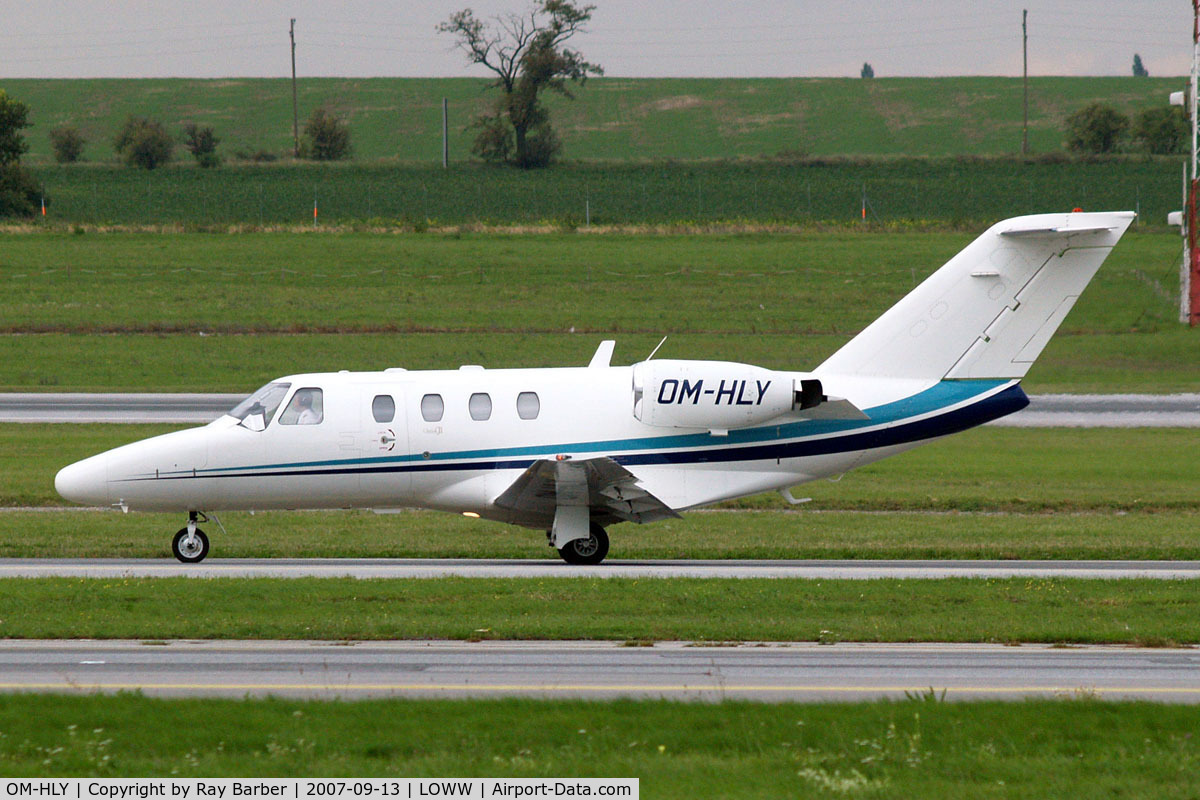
(172, 511), (211, 563)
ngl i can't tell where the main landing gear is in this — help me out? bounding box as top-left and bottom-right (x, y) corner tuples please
(172, 511), (210, 564)
(555, 522), (610, 566)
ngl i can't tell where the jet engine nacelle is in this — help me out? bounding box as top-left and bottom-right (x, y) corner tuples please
(632, 359), (816, 431)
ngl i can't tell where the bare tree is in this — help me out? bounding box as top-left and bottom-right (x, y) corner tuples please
(438, 1), (602, 168)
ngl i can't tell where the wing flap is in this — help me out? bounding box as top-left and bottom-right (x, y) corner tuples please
(494, 457), (680, 525)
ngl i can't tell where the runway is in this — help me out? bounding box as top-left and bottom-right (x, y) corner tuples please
(2, 640), (1198, 701)
(2, 393), (1199, 426)
(3, 557), (1200, 579)
(0, 393), (243, 423)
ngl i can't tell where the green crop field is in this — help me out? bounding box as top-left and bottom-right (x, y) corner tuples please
(3, 76), (1187, 162)
(20, 158), (1183, 227)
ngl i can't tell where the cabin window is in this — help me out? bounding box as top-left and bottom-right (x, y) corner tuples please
(277, 387), (324, 425)
(229, 382), (291, 431)
(372, 394), (395, 423)
(421, 394), (444, 422)
(469, 392), (492, 421)
(516, 391), (540, 420)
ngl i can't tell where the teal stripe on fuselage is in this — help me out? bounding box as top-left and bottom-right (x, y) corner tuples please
(182, 378), (1009, 478)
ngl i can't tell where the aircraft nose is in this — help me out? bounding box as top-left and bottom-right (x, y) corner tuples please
(55, 455), (109, 506)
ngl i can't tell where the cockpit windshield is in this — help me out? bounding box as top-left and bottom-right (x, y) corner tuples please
(228, 382), (291, 431)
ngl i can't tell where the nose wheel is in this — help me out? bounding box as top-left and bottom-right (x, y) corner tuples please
(172, 512), (210, 563)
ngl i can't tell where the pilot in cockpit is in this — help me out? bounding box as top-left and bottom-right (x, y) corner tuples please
(295, 390), (322, 425)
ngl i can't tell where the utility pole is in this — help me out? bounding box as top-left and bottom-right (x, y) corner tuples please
(1022, 9), (1028, 156)
(290, 18), (300, 158)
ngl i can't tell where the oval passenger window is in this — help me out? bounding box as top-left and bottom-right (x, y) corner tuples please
(421, 394), (444, 423)
(516, 391), (540, 420)
(469, 393), (492, 421)
(372, 394), (395, 423)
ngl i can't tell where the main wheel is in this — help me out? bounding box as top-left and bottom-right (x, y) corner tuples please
(558, 522), (609, 566)
(172, 527), (210, 563)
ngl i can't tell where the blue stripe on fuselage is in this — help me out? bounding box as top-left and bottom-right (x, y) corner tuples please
(129, 379), (1026, 483)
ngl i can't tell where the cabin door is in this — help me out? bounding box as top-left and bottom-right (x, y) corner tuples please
(360, 386), (412, 506)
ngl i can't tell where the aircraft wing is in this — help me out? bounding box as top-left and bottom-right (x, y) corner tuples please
(494, 457), (681, 525)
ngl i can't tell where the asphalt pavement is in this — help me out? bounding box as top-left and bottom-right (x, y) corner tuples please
(2, 640), (1197, 702)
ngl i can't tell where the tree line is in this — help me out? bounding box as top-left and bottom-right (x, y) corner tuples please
(1065, 103), (1188, 155)
(47, 106), (352, 170)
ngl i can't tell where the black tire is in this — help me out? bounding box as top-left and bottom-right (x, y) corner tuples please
(172, 527), (210, 563)
(558, 523), (609, 566)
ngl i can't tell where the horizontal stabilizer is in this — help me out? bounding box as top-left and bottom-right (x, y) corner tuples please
(999, 224), (1116, 238)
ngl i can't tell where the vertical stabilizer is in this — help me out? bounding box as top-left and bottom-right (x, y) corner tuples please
(816, 212), (1135, 381)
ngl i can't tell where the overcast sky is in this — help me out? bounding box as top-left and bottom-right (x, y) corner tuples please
(0, 1), (1191, 79)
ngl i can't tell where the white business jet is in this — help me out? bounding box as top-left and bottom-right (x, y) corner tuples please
(56, 211), (1134, 564)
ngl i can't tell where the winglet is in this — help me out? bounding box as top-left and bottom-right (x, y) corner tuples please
(589, 340), (616, 368)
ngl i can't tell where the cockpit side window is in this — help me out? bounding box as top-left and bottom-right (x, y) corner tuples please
(229, 382), (291, 431)
(278, 387), (324, 425)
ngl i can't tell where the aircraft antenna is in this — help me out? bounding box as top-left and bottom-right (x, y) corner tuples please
(646, 336), (668, 361)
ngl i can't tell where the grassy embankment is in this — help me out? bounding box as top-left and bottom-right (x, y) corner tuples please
(5, 75), (1185, 162)
(3, 695), (1199, 797)
(0, 231), (1190, 394)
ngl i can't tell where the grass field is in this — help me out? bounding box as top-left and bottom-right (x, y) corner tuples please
(10, 229), (1179, 334)
(21, 157), (1184, 227)
(3, 695), (1199, 797)
(4, 76), (1186, 162)
(1, 576), (1198, 643)
(0, 230), (1191, 393)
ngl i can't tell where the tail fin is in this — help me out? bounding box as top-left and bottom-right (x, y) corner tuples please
(817, 211), (1135, 380)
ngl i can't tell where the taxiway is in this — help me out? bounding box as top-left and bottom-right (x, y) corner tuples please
(2, 640), (1197, 702)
